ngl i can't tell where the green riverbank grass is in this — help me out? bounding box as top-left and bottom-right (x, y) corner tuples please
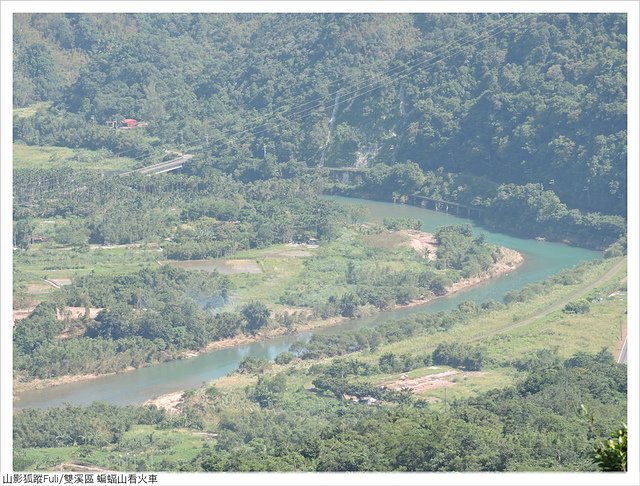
(484, 295), (626, 363)
(380, 258), (624, 356)
(14, 446), (80, 471)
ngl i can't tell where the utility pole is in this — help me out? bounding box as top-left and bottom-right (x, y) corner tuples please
(444, 388), (447, 413)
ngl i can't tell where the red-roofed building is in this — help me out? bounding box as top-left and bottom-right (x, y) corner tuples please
(105, 117), (147, 129)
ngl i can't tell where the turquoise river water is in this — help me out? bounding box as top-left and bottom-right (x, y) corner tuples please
(15, 196), (601, 409)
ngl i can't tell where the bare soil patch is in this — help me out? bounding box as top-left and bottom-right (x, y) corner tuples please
(400, 230), (439, 260)
(57, 306), (102, 320)
(89, 242), (163, 251)
(13, 308), (37, 321)
(386, 370), (461, 393)
(26, 283), (53, 294)
(384, 370), (485, 394)
(14, 372), (111, 394)
(13, 306), (102, 323)
(264, 249), (313, 258)
(279, 306), (314, 318)
(144, 391), (184, 414)
(365, 230), (438, 260)
(55, 462), (116, 473)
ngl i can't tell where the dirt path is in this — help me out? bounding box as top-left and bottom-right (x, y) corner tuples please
(618, 336), (628, 364)
(43, 278), (61, 289)
(13, 306), (102, 322)
(56, 462), (117, 472)
(468, 257), (627, 342)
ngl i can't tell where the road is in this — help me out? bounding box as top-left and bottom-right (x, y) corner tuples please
(121, 153), (193, 176)
(469, 257), (627, 343)
(618, 336), (627, 364)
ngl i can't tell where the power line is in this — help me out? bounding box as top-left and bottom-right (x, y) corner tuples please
(200, 14), (531, 155)
(226, 14), (531, 148)
(14, 14), (533, 188)
(98, 13), (530, 165)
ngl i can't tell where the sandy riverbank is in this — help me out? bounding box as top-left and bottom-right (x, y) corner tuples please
(396, 246), (523, 310)
(14, 243), (523, 394)
(143, 391), (184, 413)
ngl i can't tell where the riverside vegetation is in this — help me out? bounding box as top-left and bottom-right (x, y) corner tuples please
(14, 216), (514, 384)
(12, 12), (627, 473)
(14, 258), (627, 472)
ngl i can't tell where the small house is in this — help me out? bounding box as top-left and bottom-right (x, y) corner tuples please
(121, 118), (139, 128)
(105, 118), (146, 129)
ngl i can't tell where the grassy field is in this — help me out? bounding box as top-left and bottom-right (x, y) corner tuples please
(224, 255), (307, 311)
(190, 227), (429, 312)
(13, 143), (140, 171)
(16, 426), (209, 472)
(376, 258), (625, 353)
(14, 446), (80, 471)
(14, 244), (161, 283)
(13, 225), (315, 311)
(13, 223), (163, 308)
(13, 102), (51, 119)
(364, 258), (626, 403)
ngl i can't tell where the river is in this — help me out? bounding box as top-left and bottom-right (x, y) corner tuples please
(14, 196), (601, 409)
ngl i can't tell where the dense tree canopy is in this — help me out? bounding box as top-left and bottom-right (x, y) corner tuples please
(14, 13), (626, 216)
(14, 350), (627, 472)
(11, 13), (628, 474)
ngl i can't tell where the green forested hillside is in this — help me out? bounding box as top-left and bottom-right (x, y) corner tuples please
(14, 13), (626, 215)
(11, 13), (629, 474)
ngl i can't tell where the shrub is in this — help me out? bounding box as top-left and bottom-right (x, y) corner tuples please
(275, 352), (295, 365)
(237, 356), (270, 374)
(563, 300), (590, 314)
